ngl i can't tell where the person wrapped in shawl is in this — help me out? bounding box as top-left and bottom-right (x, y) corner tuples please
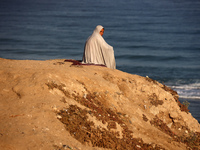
(82, 25), (116, 69)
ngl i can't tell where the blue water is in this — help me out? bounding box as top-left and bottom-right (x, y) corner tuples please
(0, 0), (200, 122)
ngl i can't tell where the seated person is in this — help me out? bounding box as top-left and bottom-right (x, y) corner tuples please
(82, 25), (116, 69)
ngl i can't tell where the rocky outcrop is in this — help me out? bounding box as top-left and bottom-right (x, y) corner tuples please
(0, 58), (199, 150)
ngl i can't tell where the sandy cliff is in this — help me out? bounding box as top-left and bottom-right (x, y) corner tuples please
(0, 58), (199, 150)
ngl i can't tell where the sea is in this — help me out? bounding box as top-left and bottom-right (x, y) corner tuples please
(0, 0), (200, 123)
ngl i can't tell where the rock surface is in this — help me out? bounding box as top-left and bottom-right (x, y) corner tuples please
(0, 58), (199, 150)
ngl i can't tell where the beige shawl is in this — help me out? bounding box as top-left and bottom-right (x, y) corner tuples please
(82, 25), (116, 69)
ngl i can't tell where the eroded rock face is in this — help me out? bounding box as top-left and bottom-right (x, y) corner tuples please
(0, 58), (199, 150)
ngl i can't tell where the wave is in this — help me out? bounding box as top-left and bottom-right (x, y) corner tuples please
(168, 81), (200, 100)
(179, 96), (200, 100)
(171, 83), (200, 90)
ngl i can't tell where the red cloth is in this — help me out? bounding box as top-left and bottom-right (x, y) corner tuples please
(64, 59), (106, 67)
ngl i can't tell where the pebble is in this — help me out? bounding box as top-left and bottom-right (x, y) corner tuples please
(136, 145), (141, 148)
(57, 115), (62, 119)
(83, 94), (87, 99)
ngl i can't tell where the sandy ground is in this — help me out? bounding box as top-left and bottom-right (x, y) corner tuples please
(0, 58), (199, 150)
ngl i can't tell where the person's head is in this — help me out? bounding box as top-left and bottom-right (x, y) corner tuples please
(94, 25), (104, 36)
(99, 28), (104, 36)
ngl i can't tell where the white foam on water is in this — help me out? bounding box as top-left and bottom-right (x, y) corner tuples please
(170, 82), (200, 100)
(179, 96), (200, 100)
(171, 82), (200, 90)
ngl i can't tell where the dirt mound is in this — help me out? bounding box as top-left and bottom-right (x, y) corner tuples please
(0, 58), (199, 150)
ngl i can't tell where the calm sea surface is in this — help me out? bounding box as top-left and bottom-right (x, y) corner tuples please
(0, 0), (200, 122)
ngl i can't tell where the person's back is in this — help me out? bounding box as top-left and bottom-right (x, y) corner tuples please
(82, 25), (116, 69)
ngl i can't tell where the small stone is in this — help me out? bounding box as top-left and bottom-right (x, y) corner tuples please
(169, 111), (178, 119)
(57, 115), (62, 119)
(167, 123), (173, 128)
(63, 145), (73, 149)
(52, 106), (58, 111)
(185, 130), (188, 134)
(63, 145), (67, 149)
(136, 145), (141, 148)
(83, 94), (87, 99)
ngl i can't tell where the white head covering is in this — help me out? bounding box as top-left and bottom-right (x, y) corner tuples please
(82, 25), (116, 69)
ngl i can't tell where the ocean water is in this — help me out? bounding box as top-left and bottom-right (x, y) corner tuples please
(0, 0), (200, 122)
